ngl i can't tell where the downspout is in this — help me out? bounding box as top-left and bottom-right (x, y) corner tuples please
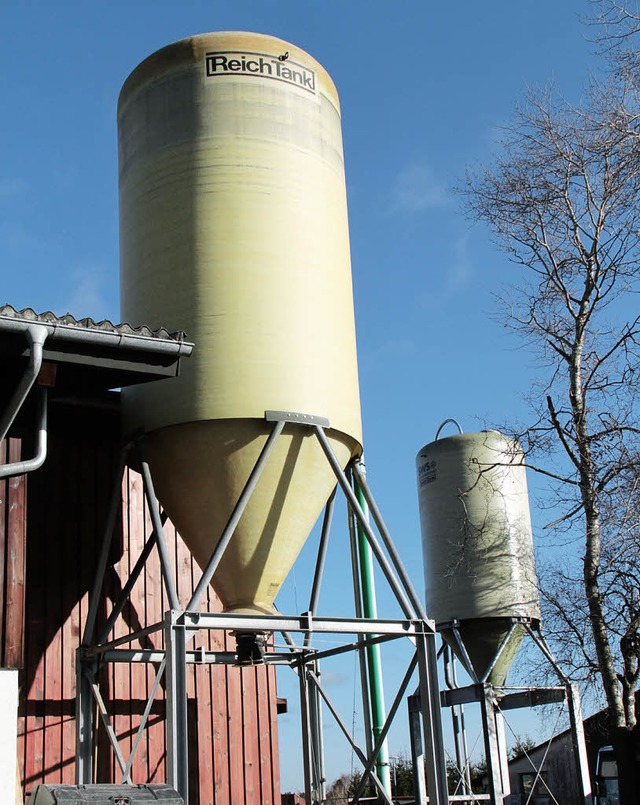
(0, 325), (49, 478)
(354, 456), (392, 796)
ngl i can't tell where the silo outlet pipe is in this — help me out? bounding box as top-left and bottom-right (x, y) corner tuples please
(0, 325), (49, 478)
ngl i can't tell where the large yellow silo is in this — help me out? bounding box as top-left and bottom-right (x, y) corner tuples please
(118, 32), (362, 615)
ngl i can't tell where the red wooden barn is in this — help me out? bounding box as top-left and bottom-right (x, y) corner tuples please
(0, 306), (282, 803)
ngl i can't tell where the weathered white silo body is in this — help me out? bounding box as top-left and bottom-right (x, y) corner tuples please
(416, 429), (539, 684)
(119, 32), (362, 615)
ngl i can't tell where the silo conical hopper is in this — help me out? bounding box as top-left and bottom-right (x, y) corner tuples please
(416, 429), (540, 685)
(118, 32), (362, 617)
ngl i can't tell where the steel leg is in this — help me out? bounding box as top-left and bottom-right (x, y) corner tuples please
(165, 613), (189, 802)
(298, 663), (314, 804)
(75, 650), (95, 784)
(480, 684), (504, 804)
(415, 628), (449, 805)
(408, 694), (428, 805)
(308, 660), (326, 803)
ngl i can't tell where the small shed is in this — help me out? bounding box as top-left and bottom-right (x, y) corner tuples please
(505, 703), (620, 804)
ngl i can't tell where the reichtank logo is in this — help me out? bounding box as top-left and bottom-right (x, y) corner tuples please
(205, 51), (316, 95)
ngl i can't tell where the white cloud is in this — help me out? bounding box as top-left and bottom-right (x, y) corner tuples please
(415, 232), (474, 310)
(391, 163), (451, 213)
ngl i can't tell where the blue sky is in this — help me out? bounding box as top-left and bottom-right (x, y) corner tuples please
(1, 0), (603, 793)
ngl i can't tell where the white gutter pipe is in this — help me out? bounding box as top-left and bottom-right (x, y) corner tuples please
(0, 325), (49, 478)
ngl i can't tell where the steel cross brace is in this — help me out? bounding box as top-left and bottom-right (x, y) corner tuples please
(346, 653), (418, 803)
(76, 647), (167, 786)
(302, 663), (393, 805)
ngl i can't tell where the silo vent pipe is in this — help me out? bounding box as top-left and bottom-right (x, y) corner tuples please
(0, 325), (49, 478)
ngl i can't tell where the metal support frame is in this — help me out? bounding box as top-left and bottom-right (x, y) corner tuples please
(429, 621), (593, 805)
(443, 644), (472, 799)
(480, 685), (506, 804)
(165, 613), (189, 797)
(407, 694), (429, 805)
(77, 411), (450, 804)
(308, 659), (326, 803)
(299, 660), (314, 803)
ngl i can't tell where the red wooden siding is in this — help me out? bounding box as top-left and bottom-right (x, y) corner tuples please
(0, 437), (27, 669)
(9, 400), (281, 803)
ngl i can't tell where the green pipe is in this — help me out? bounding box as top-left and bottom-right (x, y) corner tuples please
(354, 458), (392, 796)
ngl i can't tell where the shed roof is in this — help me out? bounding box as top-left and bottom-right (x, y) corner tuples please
(0, 304), (194, 396)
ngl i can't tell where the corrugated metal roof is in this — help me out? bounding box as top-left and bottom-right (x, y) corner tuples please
(0, 304), (187, 343)
(0, 304), (194, 392)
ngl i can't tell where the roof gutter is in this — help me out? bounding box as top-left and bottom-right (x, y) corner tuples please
(0, 315), (194, 478)
(0, 314), (194, 358)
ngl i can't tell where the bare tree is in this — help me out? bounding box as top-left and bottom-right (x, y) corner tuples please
(325, 773), (351, 804)
(460, 78), (640, 802)
(591, 0), (640, 61)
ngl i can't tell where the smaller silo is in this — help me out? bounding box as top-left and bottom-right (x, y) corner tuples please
(416, 428), (539, 685)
